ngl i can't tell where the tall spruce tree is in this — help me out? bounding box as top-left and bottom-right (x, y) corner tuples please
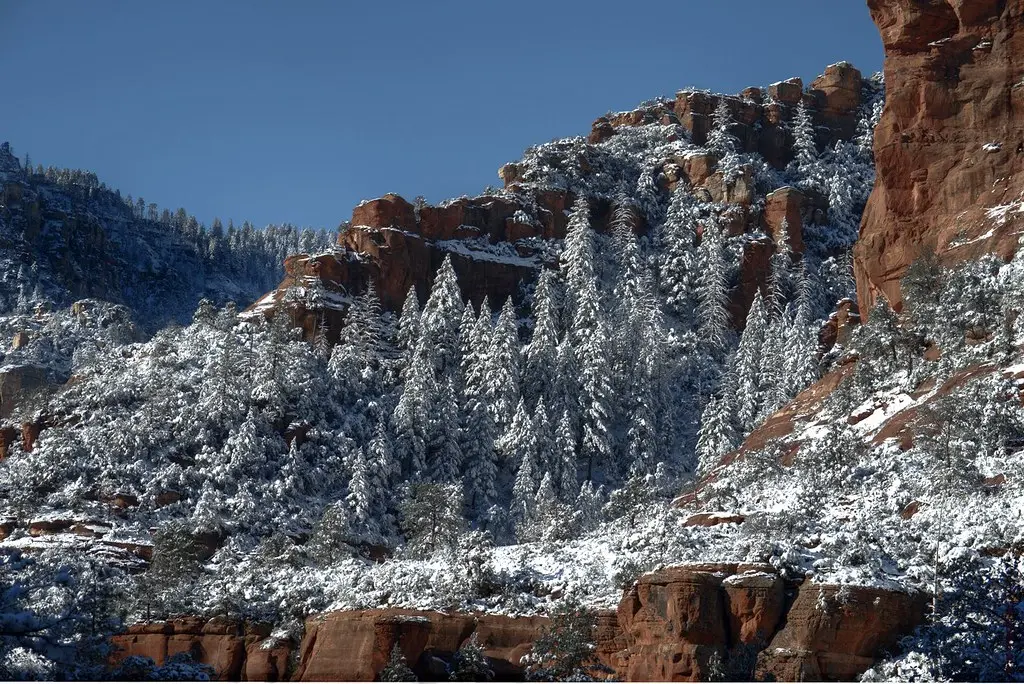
(696, 219), (731, 356)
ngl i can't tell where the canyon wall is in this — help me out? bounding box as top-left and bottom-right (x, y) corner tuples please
(856, 0), (1024, 315)
(110, 563), (925, 682)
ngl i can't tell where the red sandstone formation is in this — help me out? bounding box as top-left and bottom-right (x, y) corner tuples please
(856, 0), (1024, 315)
(591, 63), (865, 169)
(112, 563), (925, 682)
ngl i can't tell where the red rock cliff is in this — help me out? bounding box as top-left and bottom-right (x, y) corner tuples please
(856, 0), (1024, 315)
(111, 564), (925, 682)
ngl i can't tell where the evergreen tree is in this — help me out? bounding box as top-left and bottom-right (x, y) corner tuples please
(696, 220), (731, 355)
(393, 343), (434, 479)
(556, 409), (578, 500)
(380, 644), (417, 681)
(695, 394), (737, 475)
(562, 197), (601, 343)
(791, 98), (817, 172)
(578, 321), (615, 484)
(347, 447), (373, 528)
(532, 397), (557, 481)
(523, 269), (560, 409)
(400, 482), (465, 558)
(428, 377), (463, 483)
(707, 97), (739, 155)
(420, 256), (465, 378)
(522, 600), (611, 681)
(485, 298), (521, 432)
(660, 188), (700, 326)
(397, 285), (422, 369)
(447, 633), (493, 681)
(734, 290), (767, 433)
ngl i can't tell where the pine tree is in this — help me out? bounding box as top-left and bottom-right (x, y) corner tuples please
(695, 394), (737, 475)
(533, 397), (557, 480)
(523, 269), (560, 409)
(578, 321), (615, 483)
(707, 97), (739, 155)
(461, 393), (499, 516)
(734, 290), (766, 433)
(556, 409), (578, 500)
(522, 600), (611, 681)
(380, 644), (417, 681)
(696, 220), (731, 355)
(562, 197), (601, 343)
(428, 377), (463, 483)
(485, 298), (521, 432)
(756, 320), (785, 423)
(397, 285), (422, 369)
(660, 187), (700, 326)
(347, 447), (373, 528)
(400, 482), (465, 558)
(420, 256), (465, 378)
(447, 633), (493, 681)
(791, 98), (817, 171)
(393, 342), (434, 479)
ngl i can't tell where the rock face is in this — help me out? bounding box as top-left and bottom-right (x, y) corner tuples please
(856, 0), (1024, 315)
(616, 564), (925, 682)
(247, 189), (630, 343)
(114, 564), (925, 682)
(110, 618), (291, 682)
(591, 64), (866, 169)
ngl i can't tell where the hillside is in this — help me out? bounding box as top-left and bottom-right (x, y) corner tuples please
(1, 1), (1023, 681)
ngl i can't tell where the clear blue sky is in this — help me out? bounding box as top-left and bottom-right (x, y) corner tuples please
(0, 1), (882, 230)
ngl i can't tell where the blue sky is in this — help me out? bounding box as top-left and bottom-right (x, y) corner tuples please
(0, 1), (882, 230)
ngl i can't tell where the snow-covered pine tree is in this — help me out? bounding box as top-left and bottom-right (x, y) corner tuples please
(484, 297), (521, 432)
(380, 644), (417, 681)
(346, 447), (373, 529)
(695, 219), (731, 356)
(533, 396), (557, 482)
(562, 196), (601, 344)
(734, 290), (767, 433)
(553, 337), (581, 433)
(578, 320), (616, 484)
(523, 269), (560, 410)
(396, 285), (422, 370)
(791, 98), (818, 173)
(659, 187), (700, 326)
(756, 320), (786, 423)
(461, 393), (499, 517)
(556, 408), (578, 500)
(707, 97), (739, 156)
(695, 393), (737, 475)
(392, 342), (434, 480)
(428, 377), (463, 483)
(420, 256), (464, 379)
(447, 633), (494, 681)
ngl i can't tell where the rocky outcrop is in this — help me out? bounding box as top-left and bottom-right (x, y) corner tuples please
(591, 64), (867, 169)
(856, 0), (1024, 315)
(115, 564), (925, 682)
(756, 583), (928, 681)
(247, 189), (632, 343)
(616, 564), (926, 682)
(110, 617), (291, 682)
